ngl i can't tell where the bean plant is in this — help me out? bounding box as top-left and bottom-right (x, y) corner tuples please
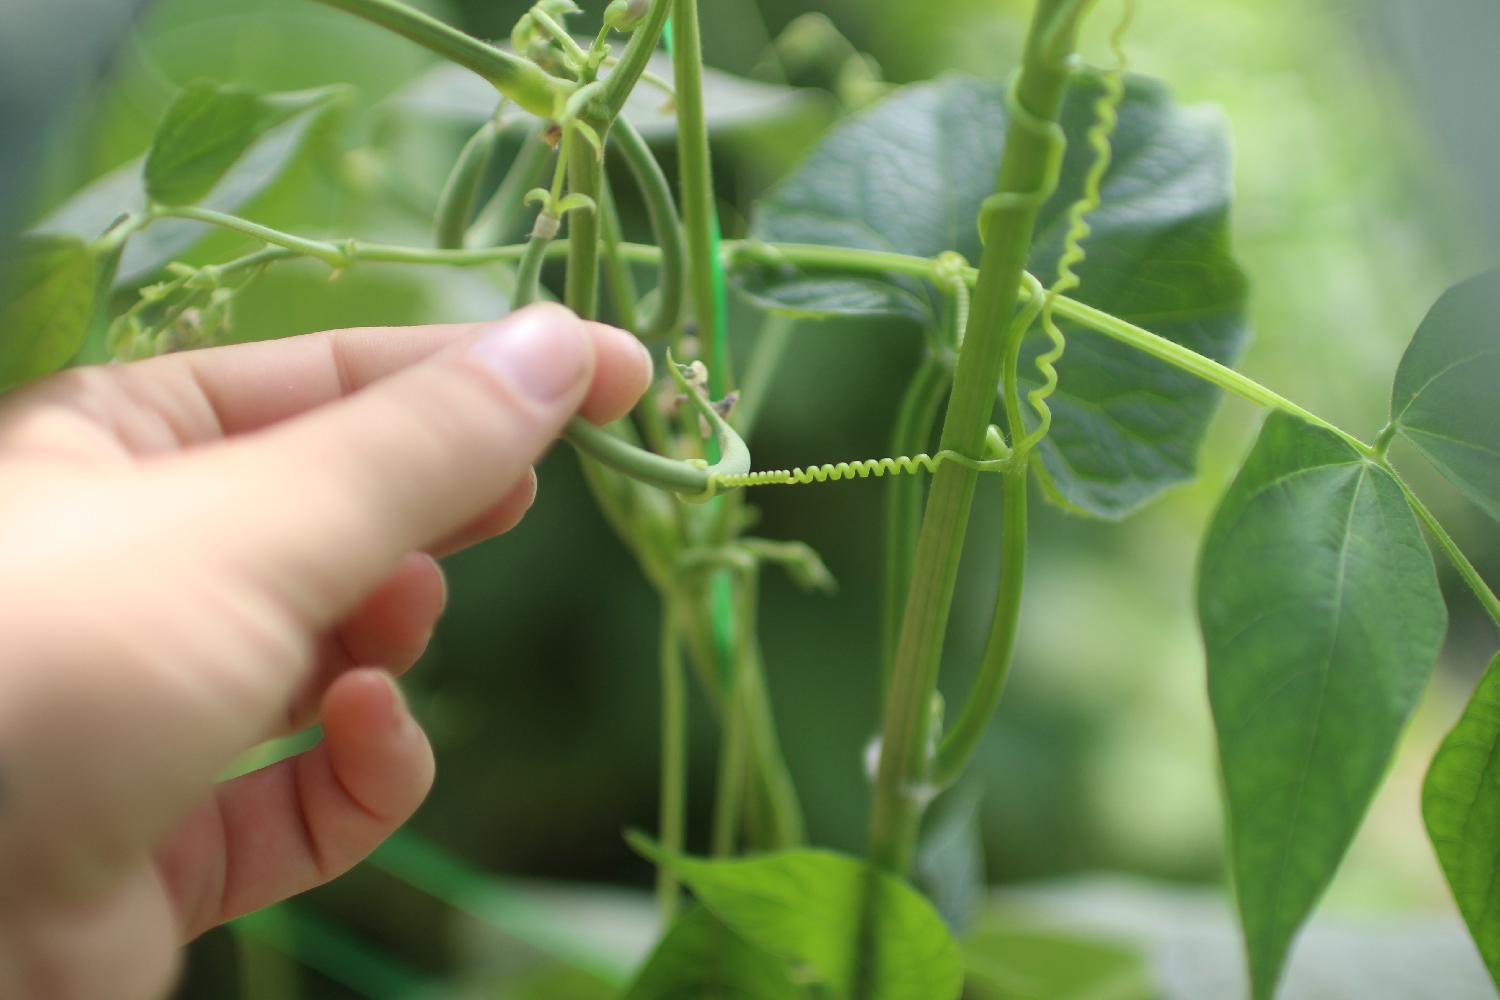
(5, 0), (1500, 996)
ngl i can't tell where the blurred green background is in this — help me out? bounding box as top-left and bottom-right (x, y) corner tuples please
(16, 0), (1500, 995)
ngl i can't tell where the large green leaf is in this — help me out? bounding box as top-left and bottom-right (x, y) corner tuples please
(1199, 413), (1448, 1000)
(1423, 653), (1500, 992)
(620, 907), (806, 1000)
(144, 80), (341, 207)
(736, 73), (1248, 518)
(1391, 270), (1500, 523)
(0, 236), (97, 388)
(630, 835), (962, 1000)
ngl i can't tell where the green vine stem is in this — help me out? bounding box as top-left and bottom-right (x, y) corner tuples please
(129, 203), (1381, 464)
(676, 557), (761, 857)
(729, 240), (1378, 456)
(612, 116), (686, 340)
(563, 138), (604, 321)
(434, 115), (503, 250)
(671, 584), (807, 849)
(930, 466), (1027, 786)
(736, 641), (806, 848)
(670, 0), (729, 390)
(603, 0), (674, 117)
(566, 351), (750, 495)
(468, 130), (552, 248)
(657, 601), (687, 919)
(867, 0), (1086, 875)
(1390, 468), (1500, 629)
(598, 176), (642, 332)
(309, 0), (569, 118)
(511, 218), (554, 310)
(712, 668), (750, 857)
(151, 205), (351, 267)
(882, 357), (951, 690)
(665, 4), (775, 864)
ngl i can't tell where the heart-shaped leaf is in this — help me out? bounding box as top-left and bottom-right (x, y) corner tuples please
(1199, 413), (1448, 1000)
(621, 907), (806, 999)
(1423, 652), (1500, 993)
(630, 834), (962, 1000)
(736, 73), (1248, 518)
(1391, 270), (1500, 523)
(145, 80), (342, 207)
(0, 236), (97, 389)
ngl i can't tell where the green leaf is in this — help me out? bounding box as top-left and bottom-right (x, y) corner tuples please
(0, 236), (97, 389)
(629, 834), (963, 1000)
(1199, 413), (1448, 1000)
(38, 88), (336, 286)
(621, 907), (805, 1000)
(962, 925), (1153, 1000)
(736, 73), (1248, 518)
(1423, 653), (1500, 992)
(145, 80), (341, 206)
(1391, 270), (1500, 523)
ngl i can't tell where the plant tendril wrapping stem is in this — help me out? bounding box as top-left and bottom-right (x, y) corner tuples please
(1014, 0), (1133, 460)
(976, 76), (1066, 246)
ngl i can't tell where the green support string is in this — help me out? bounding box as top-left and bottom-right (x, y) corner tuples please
(664, 15), (739, 696)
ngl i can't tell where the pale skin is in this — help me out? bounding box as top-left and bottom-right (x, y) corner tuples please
(0, 303), (653, 999)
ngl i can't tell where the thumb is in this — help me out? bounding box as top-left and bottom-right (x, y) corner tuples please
(197, 303), (598, 625)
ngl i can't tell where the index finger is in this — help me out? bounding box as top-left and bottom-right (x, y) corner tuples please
(4, 317), (652, 451)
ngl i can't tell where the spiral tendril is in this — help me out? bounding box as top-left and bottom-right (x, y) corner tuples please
(711, 427), (1012, 492)
(1013, 0), (1134, 460)
(685, 2), (1137, 500)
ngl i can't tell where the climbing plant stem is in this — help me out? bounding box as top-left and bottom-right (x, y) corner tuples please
(881, 357), (951, 691)
(563, 139), (603, 321)
(931, 465), (1028, 786)
(670, 0), (730, 392)
(604, 0), (674, 117)
(867, 0), (1085, 876)
(657, 602), (687, 919)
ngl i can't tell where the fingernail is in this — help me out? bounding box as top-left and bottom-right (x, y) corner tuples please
(380, 671), (409, 712)
(471, 306), (590, 402)
(379, 672), (417, 735)
(425, 553), (449, 614)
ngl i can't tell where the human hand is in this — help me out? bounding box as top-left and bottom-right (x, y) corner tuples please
(0, 304), (652, 998)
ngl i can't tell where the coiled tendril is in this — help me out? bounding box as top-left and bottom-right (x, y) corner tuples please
(1013, 0), (1134, 460)
(713, 426), (1012, 490)
(577, 2), (1136, 503)
(977, 79), (1067, 242)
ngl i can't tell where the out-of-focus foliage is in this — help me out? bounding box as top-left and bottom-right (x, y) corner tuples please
(0, 235), (96, 387)
(11, 0), (1500, 996)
